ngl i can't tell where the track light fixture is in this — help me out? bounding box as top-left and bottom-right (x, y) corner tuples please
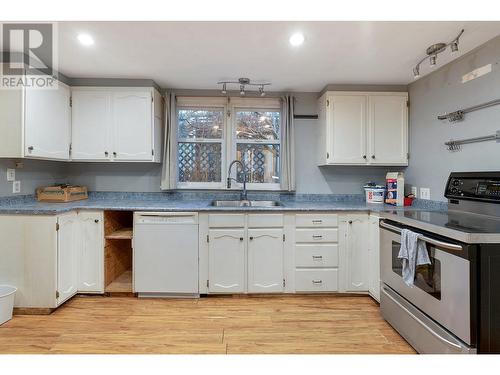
(412, 29), (464, 79)
(217, 78), (271, 96)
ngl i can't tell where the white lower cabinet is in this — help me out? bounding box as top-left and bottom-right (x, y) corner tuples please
(77, 211), (104, 293)
(295, 269), (339, 292)
(247, 228), (284, 293)
(339, 213), (369, 292)
(56, 212), (79, 306)
(0, 210), (104, 309)
(208, 229), (246, 293)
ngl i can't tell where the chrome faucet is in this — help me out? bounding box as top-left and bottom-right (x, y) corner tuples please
(227, 160), (248, 201)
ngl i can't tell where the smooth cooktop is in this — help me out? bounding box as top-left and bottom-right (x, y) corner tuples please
(386, 210), (500, 234)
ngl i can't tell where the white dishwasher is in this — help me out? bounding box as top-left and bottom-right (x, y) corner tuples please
(133, 212), (199, 297)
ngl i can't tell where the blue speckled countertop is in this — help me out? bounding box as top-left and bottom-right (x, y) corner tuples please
(0, 192), (448, 215)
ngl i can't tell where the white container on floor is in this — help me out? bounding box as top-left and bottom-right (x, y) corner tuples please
(0, 285), (17, 325)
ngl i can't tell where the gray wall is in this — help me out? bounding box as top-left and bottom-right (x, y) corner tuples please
(405, 35), (500, 201)
(0, 159), (68, 197)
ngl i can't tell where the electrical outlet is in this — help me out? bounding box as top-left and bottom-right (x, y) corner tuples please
(411, 186), (417, 196)
(6, 169), (15, 182)
(420, 187), (431, 200)
(13, 180), (21, 194)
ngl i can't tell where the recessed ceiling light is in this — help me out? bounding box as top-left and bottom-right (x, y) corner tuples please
(77, 33), (94, 46)
(289, 32), (304, 47)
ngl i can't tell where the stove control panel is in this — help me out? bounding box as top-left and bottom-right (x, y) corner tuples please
(445, 172), (500, 202)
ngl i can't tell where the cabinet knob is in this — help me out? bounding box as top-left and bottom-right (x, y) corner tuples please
(94, 219), (99, 223)
(239, 237), (243, 241)
(348, 220), (353, 224)
(363, 155), (367, 159)
(113, 152), (117, 157)
(27, 146), (34, 152)
(104, 151), (109, 156)
(249, 236), (254, 240)
(371, 155), (375, 159)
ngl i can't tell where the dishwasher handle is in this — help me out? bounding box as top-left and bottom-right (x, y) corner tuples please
(135, 212), (198, 225)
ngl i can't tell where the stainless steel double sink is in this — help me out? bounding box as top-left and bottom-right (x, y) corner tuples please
(210, 200), (282, 207)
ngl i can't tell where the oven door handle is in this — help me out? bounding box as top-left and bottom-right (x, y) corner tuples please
(379, 220), (463, 252)
(381, 286), (463, 350)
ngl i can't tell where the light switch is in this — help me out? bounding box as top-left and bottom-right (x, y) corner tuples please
(6, 169), (15, 182)
(419, 187), (431, 200)
(13, 180), (21, 194)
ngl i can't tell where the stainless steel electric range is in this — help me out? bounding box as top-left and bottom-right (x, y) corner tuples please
(379, 172), (500, 354)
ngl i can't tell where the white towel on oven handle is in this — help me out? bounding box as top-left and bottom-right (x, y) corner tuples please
(398, 228), (431, 286)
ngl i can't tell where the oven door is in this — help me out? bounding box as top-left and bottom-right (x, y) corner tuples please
(380, 220), (471, 345)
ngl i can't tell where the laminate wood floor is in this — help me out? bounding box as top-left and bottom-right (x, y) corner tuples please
(0, 295), (415, 354)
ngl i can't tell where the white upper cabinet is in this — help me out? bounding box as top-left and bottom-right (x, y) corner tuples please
(24, 82), (71, 160)
(247, 228), (284, 293)
(328, 95), (367, 164)
(318, 91), (408, 166)
(70, 87), (163, 162)
(71, 90), (112, 161)
(368, 95), (408, 165)
(112, 91), (153, 161)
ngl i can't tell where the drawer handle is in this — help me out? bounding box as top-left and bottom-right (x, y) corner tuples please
(312, 220), (323, 224)
(312, 255), (323, 260)
(312, 280), (323, 284)
(312, 235), (323, 240)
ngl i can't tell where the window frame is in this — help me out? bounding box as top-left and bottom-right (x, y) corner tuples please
(175, 96), (282, 191)
(230, 107), (282, 191)
(176, 102), (227, 190)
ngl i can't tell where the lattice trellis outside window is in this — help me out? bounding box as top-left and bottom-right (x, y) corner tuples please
(177, 107), (225, 187)
(235, 110), (281, 185)
(178, 143), (222, 182)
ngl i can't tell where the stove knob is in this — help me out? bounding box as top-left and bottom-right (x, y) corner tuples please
(451, 187), (458, 194)
(452, 179), (461, 187)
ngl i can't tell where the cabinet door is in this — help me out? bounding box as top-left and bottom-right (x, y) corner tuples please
(328, 95), (367, 164)
(78, 211), (104, 293)
(112, 91), (153, 161)
(368, 215), (381, 302)
(368, 95), (408, 165)
(24, 82), (71, 160)
(208, 229), (245, 293)
(57, 212), (79, 305)
(340, 214), (369, 292)
(248, 228), (284, 293)
(71, 90), (112, 161)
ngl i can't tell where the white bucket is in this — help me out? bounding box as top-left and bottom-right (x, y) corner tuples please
(0, 285), (17, 325)
(365, 187), (386, 204)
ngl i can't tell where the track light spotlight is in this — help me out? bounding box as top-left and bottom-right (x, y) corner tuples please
(429, 55), (437, 66)
(240, 85), (245, 96)
(259, 85), (266, 97)
(413, 66), (420, 79)
(221, 83), (227, 95)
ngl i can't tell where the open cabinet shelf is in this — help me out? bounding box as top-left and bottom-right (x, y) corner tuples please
(104, 211), (134, 293)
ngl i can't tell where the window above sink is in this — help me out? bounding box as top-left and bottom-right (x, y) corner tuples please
(176, 97), (282, 190)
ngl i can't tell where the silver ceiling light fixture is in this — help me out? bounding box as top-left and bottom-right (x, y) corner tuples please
(217, 77), (271, 96)
(413, 29), (464, 79)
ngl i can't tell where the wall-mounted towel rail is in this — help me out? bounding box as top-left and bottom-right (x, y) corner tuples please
(445, 130), (500, 151)
(438, 98), (500, 123)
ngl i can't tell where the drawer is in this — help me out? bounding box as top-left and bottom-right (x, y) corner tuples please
(295, 269), (338, 292)
(208, 214), (245, 228)
(295, 214), (338, 228)
(295, 244), (338, 267)
(295, 228), (338, 243)
(248, 214), (283, 228)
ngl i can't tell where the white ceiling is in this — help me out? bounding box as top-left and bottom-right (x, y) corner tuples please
(57, 21), (500, 92)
